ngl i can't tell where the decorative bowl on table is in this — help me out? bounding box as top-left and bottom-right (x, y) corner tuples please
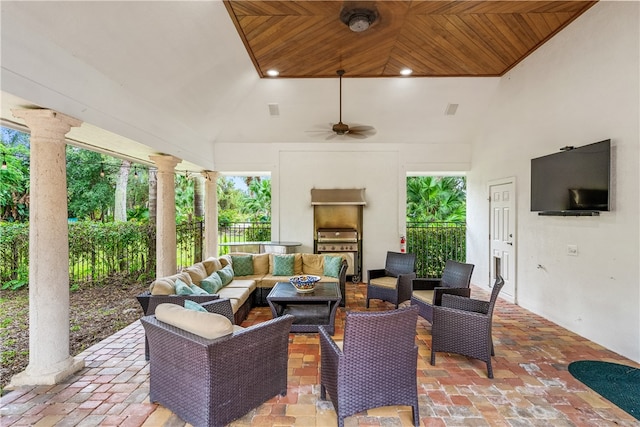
(289, 275), (321, 293)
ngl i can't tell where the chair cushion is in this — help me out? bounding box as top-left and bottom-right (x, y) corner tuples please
(369, 276), (398, 289)
(200, 271), (224, 294)
(183, 262), (208, 285)
(202, 257), (223, 276)
(253, 253), (270, 275)
(217, 265), (234, 286)
(184, 300), (207, 312)
(155, 303), (233, 339)
(302, 253), (324, 275)
(412, 290), (435, 304)
(149, 272), (193, 295)
(175, 278), (194, 295)
(189, 284), (210, 295)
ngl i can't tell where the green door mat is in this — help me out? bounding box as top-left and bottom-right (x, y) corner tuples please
(568, 360), (640, 421)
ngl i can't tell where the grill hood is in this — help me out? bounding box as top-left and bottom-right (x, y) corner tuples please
(311, 188), (366, 206)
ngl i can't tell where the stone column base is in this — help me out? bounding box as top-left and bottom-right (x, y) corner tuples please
(7, 356), (84, 389)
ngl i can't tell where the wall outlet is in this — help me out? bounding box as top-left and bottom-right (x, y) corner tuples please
(567, 244), (578, 256)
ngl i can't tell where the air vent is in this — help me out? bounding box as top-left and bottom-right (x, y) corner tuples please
(268, 103), (280, 116)
(445, 103), (459, 116)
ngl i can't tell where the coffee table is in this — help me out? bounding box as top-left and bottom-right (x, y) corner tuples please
(267, 281), (342, 334)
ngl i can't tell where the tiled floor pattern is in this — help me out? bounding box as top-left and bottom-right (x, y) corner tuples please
(1, 283), (639, 426)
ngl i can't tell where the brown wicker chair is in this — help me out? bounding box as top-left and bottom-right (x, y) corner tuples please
(140, 299), (294, 427)
(411, 260), (474, 323)
(366, 251), (416, 308)
(319, 305), (420, 427)
(430, 275), (505, 378)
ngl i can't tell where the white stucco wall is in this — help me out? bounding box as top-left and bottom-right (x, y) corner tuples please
(213, 142), (472, 274)
(467, 1), (640, 362)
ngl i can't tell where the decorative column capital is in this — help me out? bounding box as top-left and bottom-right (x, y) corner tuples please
(201, 170), (220, 182)
(149, 154), (181, 172)
(11, 109), (82, 137)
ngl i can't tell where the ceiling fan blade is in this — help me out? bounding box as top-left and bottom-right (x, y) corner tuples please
(349, 125), (375, 133)
(325, 133), (338, 140)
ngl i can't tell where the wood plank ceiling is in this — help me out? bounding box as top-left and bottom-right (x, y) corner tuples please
(224, 0), (596, 78)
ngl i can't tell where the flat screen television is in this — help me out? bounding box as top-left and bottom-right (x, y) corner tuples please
(530, 139), (611, 215)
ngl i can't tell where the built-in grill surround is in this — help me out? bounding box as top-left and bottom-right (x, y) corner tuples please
(312, 189), (365, 281)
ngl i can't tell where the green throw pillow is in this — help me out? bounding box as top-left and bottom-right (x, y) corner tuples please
(184, 300), (207, 312)
(324, 255), (342, 278)
(231, 255), (254, 276)
(217, 264), (234, 286)
(174, 278), (194, 295)
(200, 271), (223, 294)
(273, 254), (295, 276)
(189, 284), (209, 295)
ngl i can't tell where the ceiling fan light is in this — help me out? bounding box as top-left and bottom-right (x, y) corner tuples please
(340, 7), (378, 33)
(349, 14), (370, 32)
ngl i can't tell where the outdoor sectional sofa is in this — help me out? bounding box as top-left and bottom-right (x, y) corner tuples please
(137, 252), (348, 325)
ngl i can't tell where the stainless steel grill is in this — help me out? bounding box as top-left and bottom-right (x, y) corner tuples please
(316, 228), (359, 277)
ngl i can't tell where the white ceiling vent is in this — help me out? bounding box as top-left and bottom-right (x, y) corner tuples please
(268, 103), (280, 116)
(445, 103), (459, 116)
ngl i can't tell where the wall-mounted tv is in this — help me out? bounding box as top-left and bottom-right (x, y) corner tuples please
(530, 139), (611, 216)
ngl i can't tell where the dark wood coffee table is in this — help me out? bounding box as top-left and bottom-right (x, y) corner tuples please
(267, 281), (342, 334)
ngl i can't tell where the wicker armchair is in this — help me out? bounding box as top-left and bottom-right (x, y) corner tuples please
(141, 299), (294, 427)
(366, 251), (416, 308)
(430, 275), (505, 378)
(319, 305), (420, 427)
(411, 260), (474, 323)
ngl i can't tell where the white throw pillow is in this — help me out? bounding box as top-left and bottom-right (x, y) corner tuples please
(155, 303), (234, 339)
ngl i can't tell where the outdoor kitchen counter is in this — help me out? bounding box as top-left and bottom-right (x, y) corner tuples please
(219, 241), (301, 254)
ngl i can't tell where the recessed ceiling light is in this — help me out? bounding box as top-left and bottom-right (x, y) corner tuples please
(400, 68), (413, 76)
(266, 69), (279, 77)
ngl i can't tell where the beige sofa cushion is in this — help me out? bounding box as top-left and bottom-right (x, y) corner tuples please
(369, 276), (398, 289)
(183, 262), (208, 285)
(202, 257), (223, 276)
(149, 272), (193, 295)
(155, 303), (233, 339)
(217, 287), (253, 313)
(224, 279), (257, 292)
(302, 253), (324, 276)
(412, 290), (435, 304)
(253, 253), (270, 275)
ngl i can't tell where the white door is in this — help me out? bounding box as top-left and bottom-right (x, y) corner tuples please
(489, 180), (516, 302)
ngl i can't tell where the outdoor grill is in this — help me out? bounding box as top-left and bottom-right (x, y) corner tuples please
(310, 188), (366, 281)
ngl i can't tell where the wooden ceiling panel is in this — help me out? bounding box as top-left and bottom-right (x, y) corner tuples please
(224, 0), (597, 78)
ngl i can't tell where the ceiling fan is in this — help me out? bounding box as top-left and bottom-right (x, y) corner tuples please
(310, 69), (376, 140)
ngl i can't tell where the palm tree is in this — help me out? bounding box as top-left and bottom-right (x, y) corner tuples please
(406, 176), (466, 222)
(243, 178), (271, 222)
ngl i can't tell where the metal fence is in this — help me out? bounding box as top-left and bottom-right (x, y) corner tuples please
(406, 222), (466, 278)
(1, 220), (464, 287)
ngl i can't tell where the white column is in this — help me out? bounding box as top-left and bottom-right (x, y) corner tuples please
(150, 154), (181, 278)
(202, 171), (220, 258)
(9, 109), (84, 387)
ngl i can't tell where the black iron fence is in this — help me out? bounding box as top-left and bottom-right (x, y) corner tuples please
(406, 222), (466, 278)
(1, 220), (464, 288)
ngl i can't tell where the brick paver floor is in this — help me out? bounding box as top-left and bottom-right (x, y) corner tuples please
(1, 282), (638, 426)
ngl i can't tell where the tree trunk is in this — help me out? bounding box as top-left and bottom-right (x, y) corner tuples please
(147, 168), (158, 274)
(148, 168), (157, 225)
(114, 160), (130, 222)
(194, 175), (205, 219)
